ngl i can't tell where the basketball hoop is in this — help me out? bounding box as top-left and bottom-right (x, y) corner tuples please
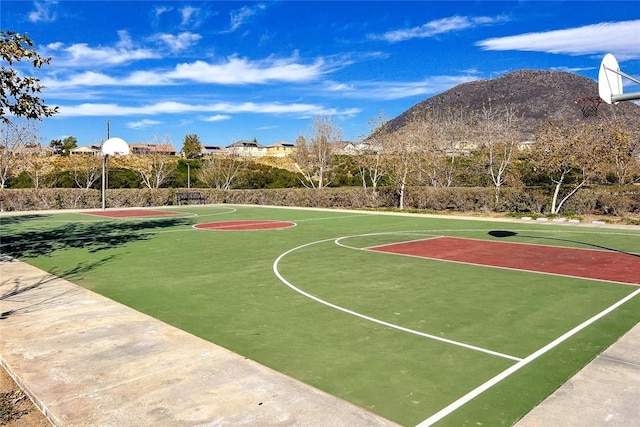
(575, 97), (603, 118)
(598, 53), (640, 104)
(101, 137), (129, 210)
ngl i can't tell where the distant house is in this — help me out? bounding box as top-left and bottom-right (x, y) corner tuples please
(129, 143), (177, 156)
(443, 141), (479, 156)
(226, 139), (267, 157)
(266, 141), (294, 157)
(70, 146), (101, 156)
(518, 140), (535, 151)
(200, 145), (226, 156)
(333, 141), (362, 155)
(11, 143), (52, 156)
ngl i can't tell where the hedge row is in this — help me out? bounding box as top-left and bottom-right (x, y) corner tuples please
(1, 186), (638, 216)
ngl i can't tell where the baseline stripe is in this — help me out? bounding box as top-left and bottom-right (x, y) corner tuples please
(417, 287), (640, 426)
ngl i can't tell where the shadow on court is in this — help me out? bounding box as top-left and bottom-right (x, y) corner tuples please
(0, 214), (53, 226)
(0, 254), (120, 320)
(488, 230), (640, 258)
(0, 218), (191, 259)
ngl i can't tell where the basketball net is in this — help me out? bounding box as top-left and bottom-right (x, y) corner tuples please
(574, 97), (603, 118)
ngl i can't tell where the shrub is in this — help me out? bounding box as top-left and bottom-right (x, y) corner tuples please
(1, 186), (638, 217)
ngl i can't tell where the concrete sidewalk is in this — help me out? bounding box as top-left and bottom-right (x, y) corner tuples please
(0, 257), (396, 426)
(1, 257), (639, 426)
(514, 321), (640, 426)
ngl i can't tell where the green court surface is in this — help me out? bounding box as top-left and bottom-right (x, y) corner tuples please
(1, 205), (639, 426)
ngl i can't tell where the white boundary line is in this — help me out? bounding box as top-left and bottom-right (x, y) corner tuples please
(273, 237), (523, 362)
(417, 287), (640, 426)
(192, 220), (297, 231)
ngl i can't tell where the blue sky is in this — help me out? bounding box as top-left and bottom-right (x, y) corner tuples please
(2, 1), (639, 151)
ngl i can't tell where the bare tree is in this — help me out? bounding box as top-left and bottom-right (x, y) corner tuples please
(0, 118), (38, 188)
(599, 118), (640, 186)
(357, 112), (389, 197)
(477, 104), (521, 205)
(19, 151), (57, 189)
(530, 121), (601, 214)
(411, 110), (446, 187)
(290, 135), (316, 188)
(122, 153), (176, 189)
(383, 122), (421, 209)
(436, 107), (473, 187)
(197, 155), (244, 190)
(67, 154), (102, 189)
(291, 116), (342, 189)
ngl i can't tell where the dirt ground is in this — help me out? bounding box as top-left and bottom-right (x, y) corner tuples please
(0, 367), (50, 426)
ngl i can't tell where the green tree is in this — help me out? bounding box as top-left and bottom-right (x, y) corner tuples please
(49, 139), (63, 155)
(1, 31), (58, 123)
(62, 136), (77, 156)
(181, 134), (202, 159)
(49, 136), (77, 156)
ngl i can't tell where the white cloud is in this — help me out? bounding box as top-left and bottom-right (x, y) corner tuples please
(180, 6), (209, 28)
(375, 15), (509, 43)
(43, 54), (330, 89)
(476, 20), (640, 59)
(45, 32), (160, 67)
(42, 70), (172, 88)
(46, 71), (118, 87)
(154, 6), (172, 17)
(56, 101), (359, 118)
(169, 57), (327, 84)
(28, 0), (58, 23)
(204, 115), (231, 122)
(127, 119), (162, 129)
(152, 32), (202, 52)
(324, 74), (479, 100)
(222, 4), (266, 33)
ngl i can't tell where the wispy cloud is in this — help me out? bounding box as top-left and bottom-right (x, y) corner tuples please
(323, 74), (479, 100)
(180, 5), (210, 28)
(28, 0), (58, 23)
(168, 56), (327, 84)
(151, 32), (202, 52)
(374, 15), (509, 43)
(221, 4), (267, 33)
(204, 115), (231, 122)
(476, 20), (640, 59)
(56, 101), (360, 118)
(45, 31), (159, 67)
(126, 119), (162, 129)
(43, 55), (331, 88)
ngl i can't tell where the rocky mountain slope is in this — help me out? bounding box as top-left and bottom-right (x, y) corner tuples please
(386, 70), (640, 139)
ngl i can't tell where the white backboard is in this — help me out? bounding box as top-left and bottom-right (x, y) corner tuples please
(598, 54), (623, 105)
(102, 137), (130, 156)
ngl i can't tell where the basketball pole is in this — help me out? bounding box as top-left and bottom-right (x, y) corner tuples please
(102, 119), (110, 211)
(101, 154), (108, 210)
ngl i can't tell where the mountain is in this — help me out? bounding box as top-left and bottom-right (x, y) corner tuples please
(385, 70), (640, 139)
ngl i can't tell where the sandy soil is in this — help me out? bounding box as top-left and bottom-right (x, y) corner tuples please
(0, 367), (50, 426)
